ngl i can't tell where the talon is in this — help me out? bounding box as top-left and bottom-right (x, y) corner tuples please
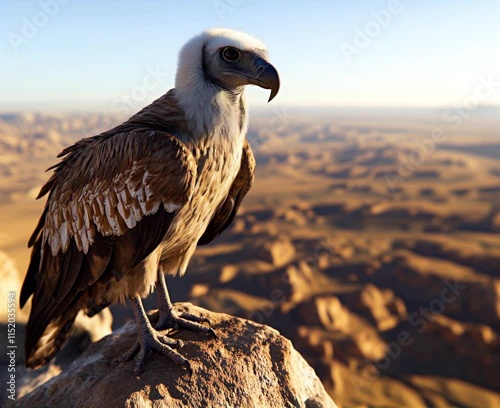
(133, 348), (147, 376)
(157, 334), (183, 348)
(179, 312), (212, 326)
(120, 342), (140, 362)
(156, 309), (215, 337)
(118, 327), (191, 374)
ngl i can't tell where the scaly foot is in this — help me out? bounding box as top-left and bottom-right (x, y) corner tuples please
(155, 307), (215, 338)
(119, 295), (194, 375)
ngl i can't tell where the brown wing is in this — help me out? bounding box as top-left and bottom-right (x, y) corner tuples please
(21, 128), (196, 368)
(198, 138), (255, 246)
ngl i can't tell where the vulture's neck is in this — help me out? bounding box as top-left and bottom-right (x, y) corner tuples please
(176, 85), (248, 143)
(174, 73), (248, 144)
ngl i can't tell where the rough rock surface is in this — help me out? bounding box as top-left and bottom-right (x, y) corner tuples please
(15, 303), (337, 408)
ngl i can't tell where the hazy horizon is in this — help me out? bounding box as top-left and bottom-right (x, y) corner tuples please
(2, 103), (500, 118)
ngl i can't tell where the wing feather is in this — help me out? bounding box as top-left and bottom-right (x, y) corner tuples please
(42, 130), (195, 255)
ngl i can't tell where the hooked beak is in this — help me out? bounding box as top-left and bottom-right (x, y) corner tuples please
(247, 58), (280, 102)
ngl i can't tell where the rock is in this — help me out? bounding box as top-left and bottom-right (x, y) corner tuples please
(58, 308), (114, 362)
(15, 303), (337, 408)
(254, 264), (313, 304)
(392, 315), (500, 391)
(335, 245), (354, 261)
(281, 264), (314, 303)
(313, 360), (344, 396)
(189, 283), (210, 298)
(465, 280), (500, 323)
(298, 296), (351, 332)
(77, 308), (114, 342)
(349, 331), (387, 362)
(16, 363), (62, 401)
(275, 208), (309, 226)
(492, 212), (500, 231)
(217, 260), (314, 307)
(259, 236), (296, 267)
(341, 284), (407, 331)
(231, 218), (247, 234)
(294, 326), (335, 360)
(218, 264), (239, 284)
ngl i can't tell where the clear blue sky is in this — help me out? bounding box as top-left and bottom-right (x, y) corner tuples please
(1, 0), (499, 113)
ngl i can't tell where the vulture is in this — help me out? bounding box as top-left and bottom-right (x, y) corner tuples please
(20, 28), (280, 375)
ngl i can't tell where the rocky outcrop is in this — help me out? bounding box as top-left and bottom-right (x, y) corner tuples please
(259, 236), (296, 267)
(297, 296), (351, 332)
(340, 284), (407, 331)
(14, 303), (337, 408)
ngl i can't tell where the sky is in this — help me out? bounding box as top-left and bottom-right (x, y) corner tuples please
(1, 0), (500, 113)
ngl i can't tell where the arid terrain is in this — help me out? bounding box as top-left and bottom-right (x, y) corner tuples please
(1, 107), (499, 407)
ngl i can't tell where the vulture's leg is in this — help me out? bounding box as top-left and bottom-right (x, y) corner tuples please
(119, 295), (190, 376)
(155, 268), (215, 337)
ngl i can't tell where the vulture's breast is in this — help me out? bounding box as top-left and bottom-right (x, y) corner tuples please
(160, 135), (244, 260)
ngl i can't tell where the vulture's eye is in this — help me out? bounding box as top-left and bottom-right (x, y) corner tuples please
(221, 47), (240, 62)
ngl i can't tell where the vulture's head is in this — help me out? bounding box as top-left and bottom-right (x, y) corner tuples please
(176, 28), (280, 102)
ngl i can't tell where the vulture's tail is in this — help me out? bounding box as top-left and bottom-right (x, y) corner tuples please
(23, 234), (85, 369)
(25, 311), (79, 369)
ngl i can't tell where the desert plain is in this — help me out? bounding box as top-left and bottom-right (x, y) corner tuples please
(0, 106), (499, 407)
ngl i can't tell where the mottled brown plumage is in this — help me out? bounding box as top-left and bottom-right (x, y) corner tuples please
(198, 138), (256, 245)
(21, 28), (279, 373)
